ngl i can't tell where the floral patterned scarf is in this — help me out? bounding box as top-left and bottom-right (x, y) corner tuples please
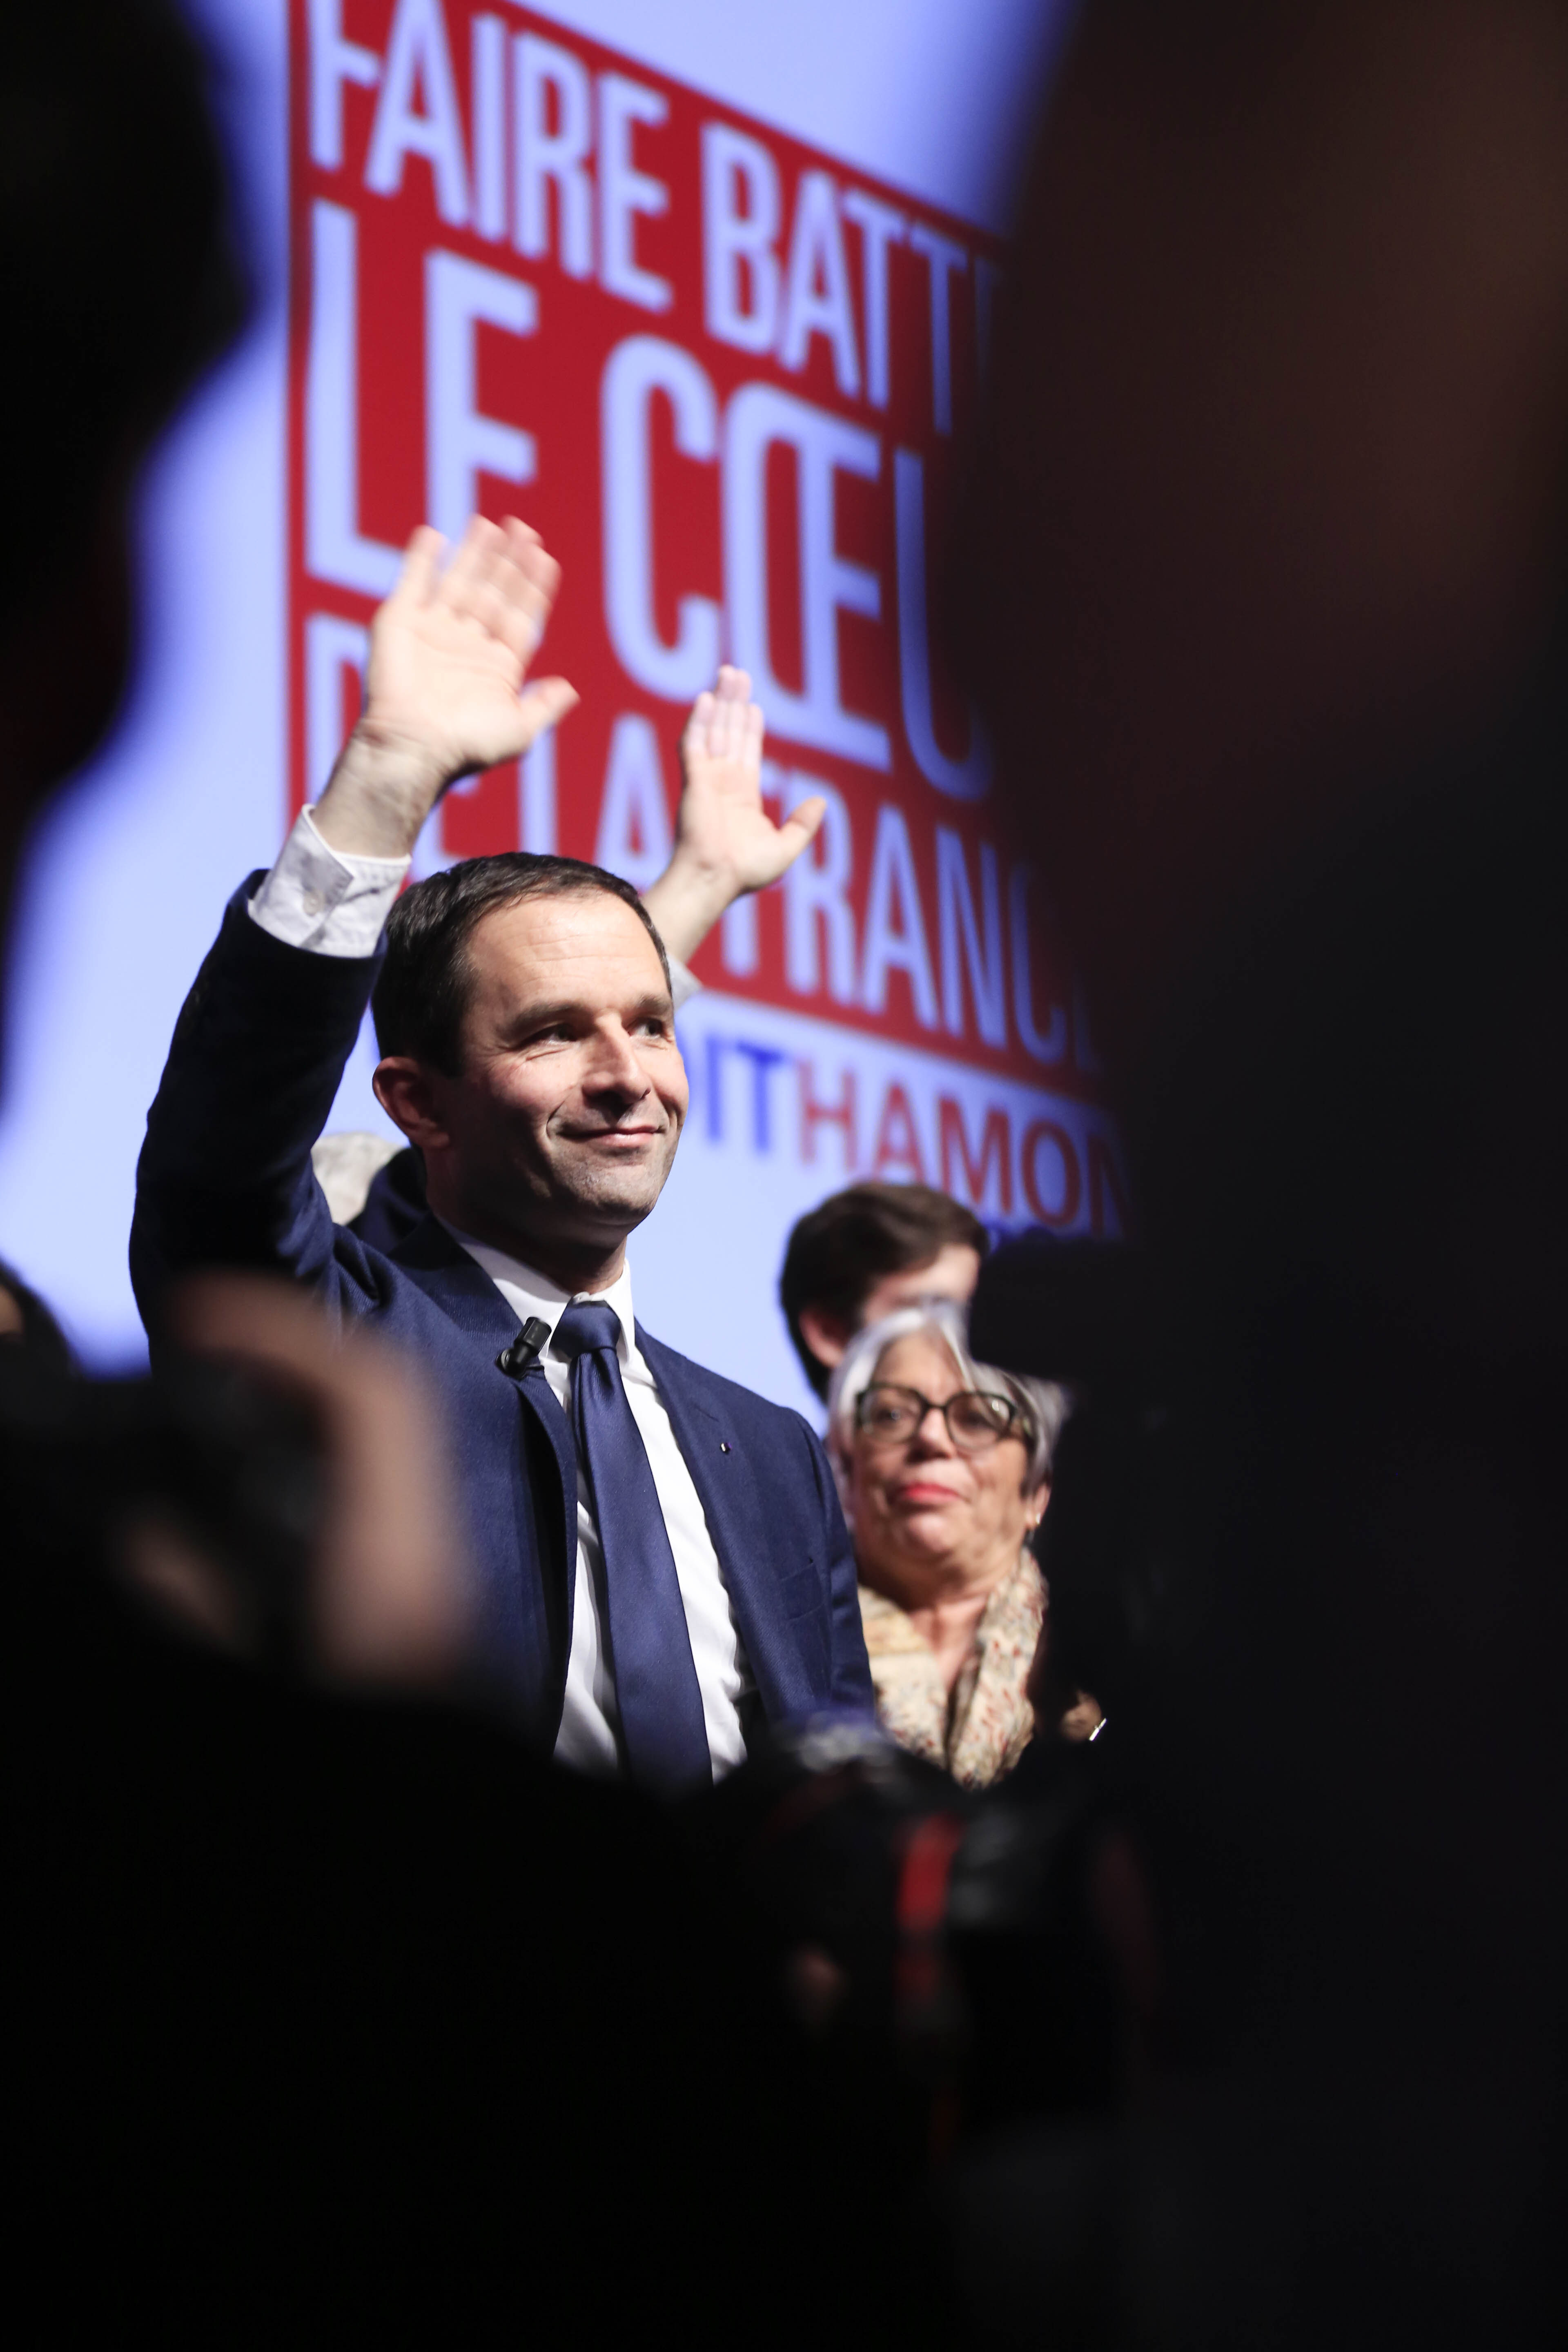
(857, 1550), (1045, 1789)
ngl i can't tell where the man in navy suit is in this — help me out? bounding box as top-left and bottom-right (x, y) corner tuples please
(134, 514), (871, 1789)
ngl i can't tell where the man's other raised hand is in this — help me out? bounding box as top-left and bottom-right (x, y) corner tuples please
(641, 667), (826, 966)
(314, 517), (578, 861)
(307, 530), (824, 958)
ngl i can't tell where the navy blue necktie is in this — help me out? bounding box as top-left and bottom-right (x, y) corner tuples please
(552, 1300), (710, 1794)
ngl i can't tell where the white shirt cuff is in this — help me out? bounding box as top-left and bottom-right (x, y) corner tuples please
(249, 814), (708, 989)
(247, 807), (409, 958)
(668, 956), (699, 1013)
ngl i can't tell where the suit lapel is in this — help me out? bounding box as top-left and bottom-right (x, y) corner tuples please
(389, 1213), (521, 1340)
(515, 1365), (579, 1682)
(637, 1326), (798, 1722)
(393, 1215), (579, 1726)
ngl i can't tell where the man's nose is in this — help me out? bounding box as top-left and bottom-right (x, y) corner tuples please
(581, 1023), (650, 1099)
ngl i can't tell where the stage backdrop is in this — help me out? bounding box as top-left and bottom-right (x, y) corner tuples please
(0, 0), (1101, 1406)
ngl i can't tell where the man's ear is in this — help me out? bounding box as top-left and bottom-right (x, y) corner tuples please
(797, 1305), (851, 1372)
(373, 1057), (452, 1150)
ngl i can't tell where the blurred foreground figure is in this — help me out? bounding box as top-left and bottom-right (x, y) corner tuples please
(0, 3), (242, 948)
(0, 11), (762, 2336)
(957, 0), (1568, 2339)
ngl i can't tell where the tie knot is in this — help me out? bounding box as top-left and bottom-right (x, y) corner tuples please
(553, 1299), (622, 1362)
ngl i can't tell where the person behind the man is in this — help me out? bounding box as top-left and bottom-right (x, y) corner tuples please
(779, 1180), (990, 1402)
(824, 1302), (1087, 1786)
(133, 516), (871, 1792)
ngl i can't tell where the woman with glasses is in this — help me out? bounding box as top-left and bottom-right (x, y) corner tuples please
(826, 1302), (1095, 1786)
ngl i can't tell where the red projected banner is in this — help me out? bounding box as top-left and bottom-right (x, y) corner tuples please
(289, 0), (1126, 1235)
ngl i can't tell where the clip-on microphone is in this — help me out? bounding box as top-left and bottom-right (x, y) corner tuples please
(497, 1315), (552, 1379)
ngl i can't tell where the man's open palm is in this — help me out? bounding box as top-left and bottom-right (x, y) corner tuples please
(677, 667), (824, 892)
(366, 516), (577, 788)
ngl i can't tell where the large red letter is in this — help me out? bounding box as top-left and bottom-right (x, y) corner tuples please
(798, 1060), (858, 1169)
(872, 1082), (927, 1182)
(938, 1096), (1012, 1214)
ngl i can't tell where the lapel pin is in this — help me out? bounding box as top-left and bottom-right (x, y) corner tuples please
(719, 1441), (731, 1453)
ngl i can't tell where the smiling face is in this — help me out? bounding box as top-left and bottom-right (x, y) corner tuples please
(376, 889), (688, 1281)
(846, 1330), (1047, 1609)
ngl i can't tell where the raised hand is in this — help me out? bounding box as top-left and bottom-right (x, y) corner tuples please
(641, 667), (826, 966)
(314, 516), (578, 860)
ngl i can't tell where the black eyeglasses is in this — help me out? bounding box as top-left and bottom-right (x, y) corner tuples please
(853, 1383), (1030, 1455)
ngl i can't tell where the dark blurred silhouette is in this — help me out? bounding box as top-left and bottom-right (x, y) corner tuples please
(0, 3), (243, 975)
(953, 0), (1568, 2339)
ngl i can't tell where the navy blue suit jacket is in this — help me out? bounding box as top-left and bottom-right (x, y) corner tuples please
(131, 882), (872, 1753)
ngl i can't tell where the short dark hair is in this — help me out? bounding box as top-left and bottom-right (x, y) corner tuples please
(779, 1182), (990, 1400)
(372, 853), (673, 1073)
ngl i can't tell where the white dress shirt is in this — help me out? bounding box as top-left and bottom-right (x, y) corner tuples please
(445, 1236), (753, 1779)
(247, 808), (737, 1778)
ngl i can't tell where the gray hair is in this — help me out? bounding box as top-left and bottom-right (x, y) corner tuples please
(825, 1301), (1070, 1494)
